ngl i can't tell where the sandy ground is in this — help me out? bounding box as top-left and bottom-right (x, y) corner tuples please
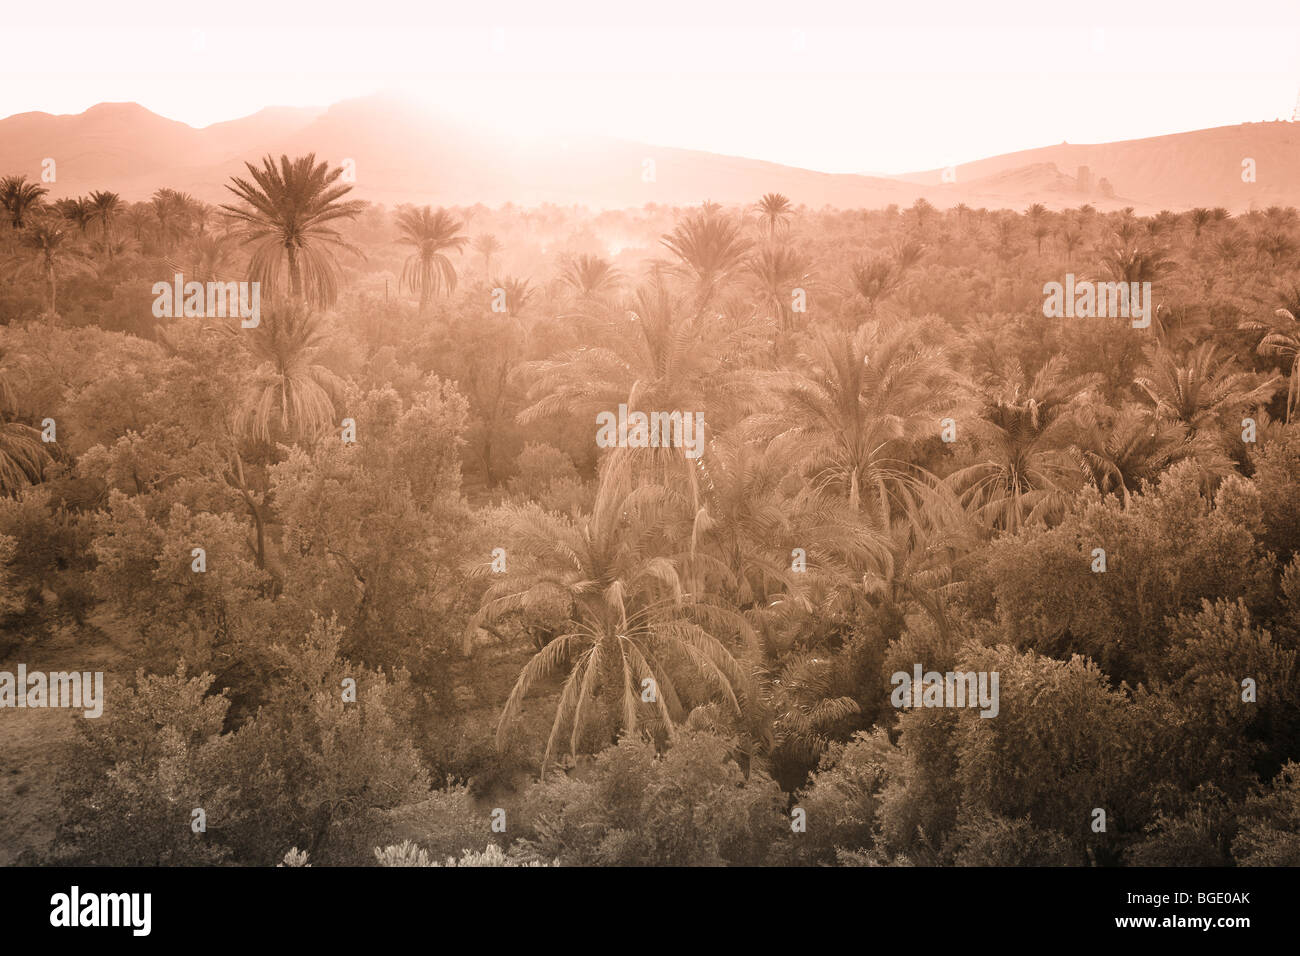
(0, 627), (124, 865)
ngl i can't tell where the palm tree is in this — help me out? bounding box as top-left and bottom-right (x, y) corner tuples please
(1072, 405), (1211, 504)
(396, 206), (467, 314)
(230, 300), (343, 445)
(88, 190), (123, 260)
(56, 197), (95, 236)
(1099, 242), (1173, 284)
(1060, 227), (1084, 266)
(490, 275), (533, 317)
(221, 153), (366, 307)
(518, 277), (753, 434)
(122, 204), (153, 245)
(0, 175), (47, 231)
(1189, 207), (1213, 239)
(1135, 342), (1279, 438)
(754, 192), (793, 239)
(150, 188), (187, 255)
(559, 254), (623, 299)
(660, 207), (753, 305)
(186, 233), (235, 283)
(690, 430), (882, 640)
(747, 319), (951, 518)
(1026, 203), (1050, 255)
(1241, 298), (1300, 422)
(10, 220), (92, 314)
(0, 353), (49, 495)
(766, 653), (860, 773)
(476, 463), (759, 771)
(948, 357), (1096, 533)
(746, 244), (811, 335)
(846, 255), (905, 319)
(473, 233), (502, 276)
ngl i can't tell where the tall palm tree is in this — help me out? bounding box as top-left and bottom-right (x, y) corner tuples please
(473, 233), (502, 276)
(1060, 227), (1084, 266)
(518, 278), (754, 433)
(1241, 300), (1300, 422)
(221, 154), (366, 307)
(1188, 207), (1213, 239)
(490, 275), (533, 317)
(10, 220), (92, 314)
(0, 352), (49, 495)
(690, 430), (883, 640)
(0, 175), (47, 231)
(747, 319), (951, 518)
(1099, 242), (1173, 284)
(186, 233), (235, 283)
(229, 300), (343, 445)
(754, 192), (793, 239)
(559, 254), (623, 299)
(150, 188), (187, 255)
(948, 357), (1096, 533)
(88, 190), (123, 260)
(846, 256), (904, 318)
(121, 204), (153, 244)
(660, 207), (753, 305)
(1026, 203), (1050, 255)
(56, 197), (95, 236)
(476, 462), (759, 771)
(1071, 405), (1213, 504)
(746, 244), (811, 335)
(1135, 342), (1279, 438)
(396, 206), (467, 313)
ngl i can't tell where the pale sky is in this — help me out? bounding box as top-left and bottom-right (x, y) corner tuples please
(5, 0), (1300, 173)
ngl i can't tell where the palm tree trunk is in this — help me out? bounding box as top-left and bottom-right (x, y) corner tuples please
(287, 244), (303, 299)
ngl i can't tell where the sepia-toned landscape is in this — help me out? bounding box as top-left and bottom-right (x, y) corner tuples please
(2, 3), (1299, 879)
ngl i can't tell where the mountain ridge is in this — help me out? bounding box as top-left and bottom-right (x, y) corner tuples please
(0, 95), (1292, 212)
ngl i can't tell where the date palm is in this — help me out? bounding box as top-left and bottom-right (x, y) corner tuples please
(1099, 242), (1172, 284)
(56, 197), (95, 236)
(846, 256), (904, 318)
(229, 300), (343, 445)
(473, 233), (502, 276)
(518, 277), (756, 435)
(1241, 300), (1300, 422)
(476, 463), (759, 771)
(948, 357), (1097, 533)
(490, 275), (533, 317)
(0, 354), (49, 495)
(396, 206), (467, 313)
(0, 175), (47, 231)
(150, 188), (188, 255)
(1189, 207), (1213, 239)
(747, 244), (811, 335)
(10, 220), (92, 314)
(88, 190), (123, 260)
(754, 192), (793, 239)
(660, 207), (753, 305)
(747, 319), (952, 519)
(1135, 342), (1279, 438)
(221, 153), (366, 307)
(559, 254), (623, 299)
(1059, 227), (1084, 267)
(690, 430), (882, 639)
(1071, 405), (1214, 504)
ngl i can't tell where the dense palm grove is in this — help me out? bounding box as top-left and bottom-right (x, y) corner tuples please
(1, 159), (1299, 867)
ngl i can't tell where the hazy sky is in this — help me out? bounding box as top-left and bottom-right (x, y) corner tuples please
(6, 0), (1300, 173)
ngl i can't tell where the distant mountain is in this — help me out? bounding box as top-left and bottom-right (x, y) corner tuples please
(896, 122), (1300, 213)
(1, 95), (1295, 212)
